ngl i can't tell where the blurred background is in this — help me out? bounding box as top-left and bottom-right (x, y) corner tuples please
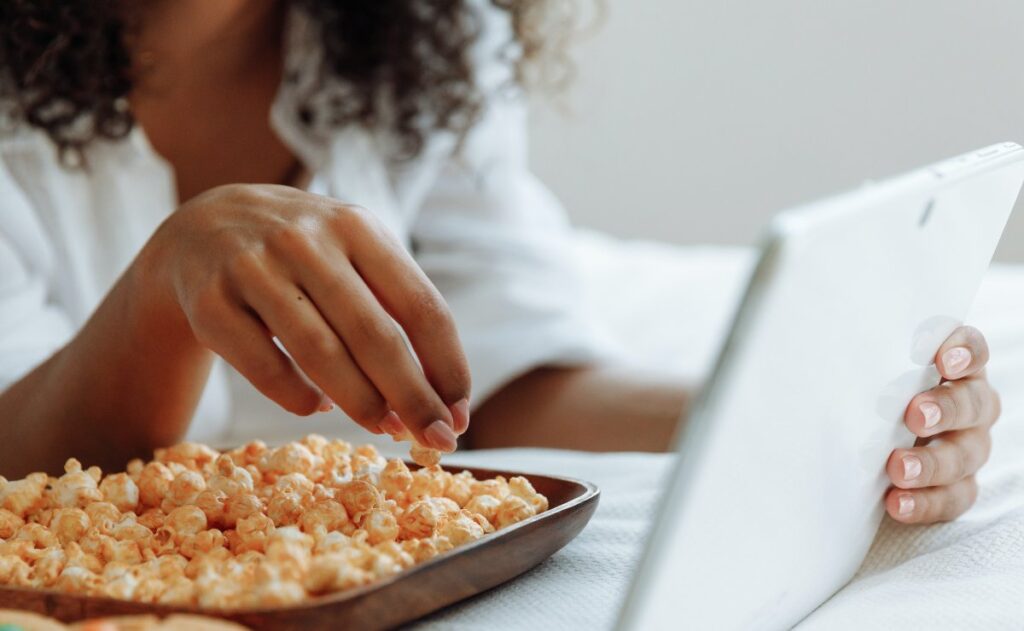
(527, 0), (1024, 260)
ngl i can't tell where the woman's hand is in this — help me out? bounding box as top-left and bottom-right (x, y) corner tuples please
(885, 326), (999, 523)
(140, 184), (470, 451)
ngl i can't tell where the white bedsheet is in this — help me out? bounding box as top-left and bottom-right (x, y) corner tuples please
(411, 231), (1024, 630)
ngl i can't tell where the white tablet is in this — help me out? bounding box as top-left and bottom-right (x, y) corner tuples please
(617, 143), (1024, 630)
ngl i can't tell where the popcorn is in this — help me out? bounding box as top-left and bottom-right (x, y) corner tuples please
(464, 494), (502, 524)
(297, 499), (349, 536)
(207, 456), (254, 498)
(266, 492), (304, 527)
(379, 459), (413, 501)
(0, 509), (25, 540)
(260, 443), (321, 479)
(221, 493), (261, 529)
(162, 506), (208, 544)
(136, 463), (174, 509)
(50, 460), (103, 509)
(99, 473), (140, 513)
(437, 511), (480, 546)
(399, 498), (455, 540)
(161, 470), (206, 513)
(362, 507), (399, 545)
(337, 480), (383, 522)
(496, 495), (536, 529)
(156, 442), (219, 472)
(409, 444), (442, 468)
(444, 471), (474, 507)
(0, 472), (48, 518)
(193, 489), (227, 526)
(0, 435), (548, 610)
(50, 508), (90, 544)
(509, 476), (549, 514)
(84, 502), (121, 533)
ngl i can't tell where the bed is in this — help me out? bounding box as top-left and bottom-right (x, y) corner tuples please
(408, 230), (1024, 630)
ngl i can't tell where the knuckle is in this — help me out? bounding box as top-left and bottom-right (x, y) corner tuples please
(930, 490), (960, 523)
(950, 443), (969, 481)
(990, 387), (1002, 424)
(344, 395), (388, 427)
(932, 387), (957, 428)
(342, 203), (372, 223)
(293, 327), (340, 364)
(964, 476), (980, 506)
(395, 391), (445, 429)
(917, 449), (939, 486)
(218, 182), (251, 196)
(267, 224), (320, 260)
(401, 387), (436, 415)
(962, 325), (989, 354)
(248, 358), (289, 389)
(979, 433), (993, 467)
(351, 309), (405, 349)
(209, 182), (250, 202)
(968, 377), (988, 409)
(955, 384), (982, 427)
(184, 295), (230, 350)
(212, 183), (273, 209)
(184, 279), (228, 320)
(224, 249), (266, 283)
(407, 287), (451, 326)
(330, 204), (372, 233)
(925, 493), (946, 522)
(447, 363), (473, 401)
(940, 385), (963, 428)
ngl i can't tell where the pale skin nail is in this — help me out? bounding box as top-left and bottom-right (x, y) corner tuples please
(898, 494), (915, 516)
(377, 411), (405, 436)
(920, 402), (942, 429)
(424, 419), (458, 451)
(902, 455), (922, 481)
(942, 346), (972, 376)
(451, 398), (470, 435)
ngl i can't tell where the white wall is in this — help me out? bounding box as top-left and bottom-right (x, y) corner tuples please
(528, 0), (1024, 260)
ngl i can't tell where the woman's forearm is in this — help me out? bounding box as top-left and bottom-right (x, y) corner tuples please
(469, 365), (690, 452)
(0, 253), (210, 477)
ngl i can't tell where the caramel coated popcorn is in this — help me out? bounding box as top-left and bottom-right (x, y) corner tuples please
(0, 436), (548, 609)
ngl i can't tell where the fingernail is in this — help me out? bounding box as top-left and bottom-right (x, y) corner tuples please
(377, 411), (406, 437)
(920, 401), (941, 429)
(450, 398), (470, 435)
(902, 455), (922, 481)
(424, 420), (458, 452)
(942, 346), (972, 377)
(319, 397), (335, 413)
(898, 494), (915, 517)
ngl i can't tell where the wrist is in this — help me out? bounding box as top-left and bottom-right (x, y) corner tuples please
(130, 228), (195, 347)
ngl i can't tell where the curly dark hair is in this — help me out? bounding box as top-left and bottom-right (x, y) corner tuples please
(0, 0), (573, 163)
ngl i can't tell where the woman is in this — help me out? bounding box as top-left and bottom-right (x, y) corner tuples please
(0, 0), (998, 525)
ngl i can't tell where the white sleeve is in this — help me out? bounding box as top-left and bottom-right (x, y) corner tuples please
(410, 6), (613, 405)
(0, 162), (74, 393)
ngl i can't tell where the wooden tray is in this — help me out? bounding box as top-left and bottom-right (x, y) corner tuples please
(0, 465), (600, 630)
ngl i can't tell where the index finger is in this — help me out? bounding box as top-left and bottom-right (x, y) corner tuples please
(336, 207), (472, 415)
(935, 325), (989, 380)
